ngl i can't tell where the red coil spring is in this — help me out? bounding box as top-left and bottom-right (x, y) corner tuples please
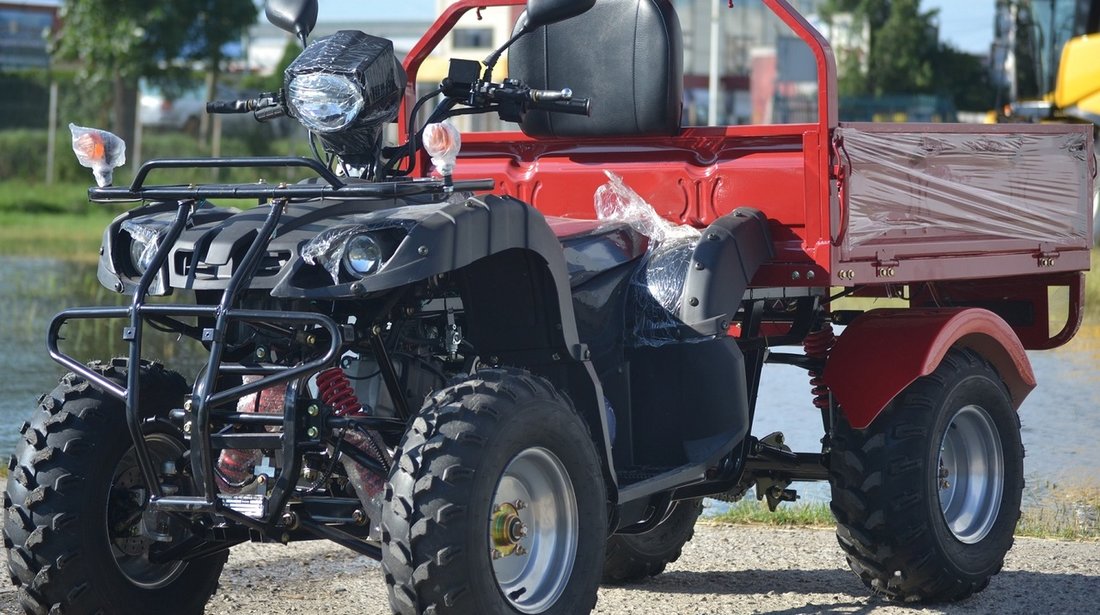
(803, 323), (836, 411)
(316, 367), (363, 416)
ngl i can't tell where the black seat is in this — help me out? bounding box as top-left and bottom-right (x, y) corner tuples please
(510, 0), (683, 138)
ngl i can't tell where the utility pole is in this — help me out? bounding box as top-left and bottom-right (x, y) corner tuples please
(708, 0), (722, 125)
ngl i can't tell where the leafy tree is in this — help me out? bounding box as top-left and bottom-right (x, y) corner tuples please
(177, 0), (259, 142)
(821, 0), (997, 112)
(820, 0), (939, 97)
(54, 0), (256, 146)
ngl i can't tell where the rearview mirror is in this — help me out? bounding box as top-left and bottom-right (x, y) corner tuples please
(266, 0), (318, 41)
(525, 0), (596, 30)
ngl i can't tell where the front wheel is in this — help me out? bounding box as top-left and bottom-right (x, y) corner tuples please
(829, 348), (1024, 602)
(4, 360), (228, 615)
(382, 369), (608, 614)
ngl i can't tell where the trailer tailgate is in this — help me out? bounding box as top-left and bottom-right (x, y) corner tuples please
(833, 122), (1094, 283)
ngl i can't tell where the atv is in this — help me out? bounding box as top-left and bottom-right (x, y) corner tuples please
(5, 0), (1094, 613)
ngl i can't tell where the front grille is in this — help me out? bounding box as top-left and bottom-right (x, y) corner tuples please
(174, 250), (291, 280)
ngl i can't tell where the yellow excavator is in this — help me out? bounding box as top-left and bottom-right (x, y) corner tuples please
(998, 0), (1099, 244)
(1000, 0), (1099, 126)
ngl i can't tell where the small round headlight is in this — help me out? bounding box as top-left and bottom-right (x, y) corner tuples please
(287, 73), (365, 133)
(344, 234), (382, 276)
(129, 234), (157, 273)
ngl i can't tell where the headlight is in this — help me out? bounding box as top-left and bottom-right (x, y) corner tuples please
(343, 234), (382, 276)
(122, 220), (164, 274)
(120, 219), (168, 295)
(301, 225), (403, 285)
(287, 73), (364, 133)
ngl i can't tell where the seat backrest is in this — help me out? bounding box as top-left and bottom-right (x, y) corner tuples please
(510, 0), (683, 138)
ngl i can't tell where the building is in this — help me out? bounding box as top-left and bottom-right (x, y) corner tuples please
(0, 1), (59, 70)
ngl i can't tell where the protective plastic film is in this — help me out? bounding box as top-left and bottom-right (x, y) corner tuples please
(594, 171), (702, 347)
(838, 125), (1092, 250)
(70, 123), (125, 187)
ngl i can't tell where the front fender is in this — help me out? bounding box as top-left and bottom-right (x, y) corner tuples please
(822, 308), (1035, 429)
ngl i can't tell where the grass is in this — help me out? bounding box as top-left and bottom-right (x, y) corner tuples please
(0, 209), (122, 263)
(709, 490), (1100, 541)
(707, 499), (836, 529)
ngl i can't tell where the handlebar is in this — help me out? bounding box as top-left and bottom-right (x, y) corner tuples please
(527, 96), (591, 116)
(481, 82), (591, 118)
(206, 93), (286, 122)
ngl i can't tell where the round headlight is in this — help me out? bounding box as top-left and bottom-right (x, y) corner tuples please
(287, 73), (365, 133)
(344, 234), (383, 276)
(128, 233), (158, 274)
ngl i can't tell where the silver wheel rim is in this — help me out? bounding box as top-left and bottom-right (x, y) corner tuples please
(108, 433), (188, 588)
(937, 404), (1004, 544)
(489, 447), (578, 614)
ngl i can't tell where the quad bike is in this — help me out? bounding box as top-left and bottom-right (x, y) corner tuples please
(4, 0), (1094, 614)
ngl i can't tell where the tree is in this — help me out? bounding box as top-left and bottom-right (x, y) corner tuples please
(176, 0), (259, 143)
(820, 0), (940, 97)
(54, 0), (256, 146)
(820, 0), (998, 112)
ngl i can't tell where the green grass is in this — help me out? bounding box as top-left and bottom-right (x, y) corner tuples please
(707, 499), (836, 528)
(708, 490), (1100, 541)
(0, 209), (121, 263)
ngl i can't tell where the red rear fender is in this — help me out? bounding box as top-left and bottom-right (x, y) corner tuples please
(822, 308), (1035, 429)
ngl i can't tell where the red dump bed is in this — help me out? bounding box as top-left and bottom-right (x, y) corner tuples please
(406, 0), (1095, 290)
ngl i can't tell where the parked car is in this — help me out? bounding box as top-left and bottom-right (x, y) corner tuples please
(140, 80), (296, 137)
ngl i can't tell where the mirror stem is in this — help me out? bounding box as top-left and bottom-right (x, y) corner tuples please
(482, 26), (529, 82)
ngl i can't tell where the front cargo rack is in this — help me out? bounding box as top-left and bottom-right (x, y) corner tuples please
(88, 155), (495, 202)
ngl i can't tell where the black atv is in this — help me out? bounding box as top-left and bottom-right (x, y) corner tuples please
(4, 0), (1033, 613)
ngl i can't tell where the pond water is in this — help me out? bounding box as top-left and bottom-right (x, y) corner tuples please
(0, 256), (1096, 511)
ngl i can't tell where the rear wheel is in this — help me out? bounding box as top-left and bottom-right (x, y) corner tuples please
(602, 498), (702, 584)
(382, 369), (607, 614)
(829, 348), (1023, 602)
(4, 360), (228, 615)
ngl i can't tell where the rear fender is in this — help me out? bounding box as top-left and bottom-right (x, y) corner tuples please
(822, 308), (1035, 429)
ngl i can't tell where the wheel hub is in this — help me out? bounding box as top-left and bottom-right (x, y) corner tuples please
(490, 501), (529, 558)
(489, 447), (578, 614)
(937, 405), (1005, 544)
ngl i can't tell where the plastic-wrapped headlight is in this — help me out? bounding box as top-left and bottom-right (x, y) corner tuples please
(120, 219), (168, 295)
(287, 73), (365, 133)
(122, 220), (164, 274)
(343, 234), (382, 276)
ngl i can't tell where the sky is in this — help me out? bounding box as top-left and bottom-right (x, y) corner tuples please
(317, 0), (998, 55)
(922, 0), (997, 54)
(17, 0), (997, 55)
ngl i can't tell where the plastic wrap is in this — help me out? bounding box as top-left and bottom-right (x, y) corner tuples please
(120, 219), (166, 295)
(300, 225), (364, 284)
(69, 123), (125, 187)
(285, 30), (405, 156)
(422, 121), (461, 177)
(594, 171), (702, 347)
(838, 125), (1093, 249)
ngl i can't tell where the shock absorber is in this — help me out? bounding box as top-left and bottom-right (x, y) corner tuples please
(316, 367), (363, 416)
(802, 322), (836, 411)
(317, 366), (391, 533)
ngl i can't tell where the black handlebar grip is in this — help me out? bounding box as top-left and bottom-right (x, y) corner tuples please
(529, 97), (591, 116)
(253, 106), (286, 122)
(206, 99), (252, 114)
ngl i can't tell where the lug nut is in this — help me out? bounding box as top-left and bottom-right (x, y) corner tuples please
(514, 499), (526, 510)
(514, 545), (527, 556)
(491, 549), (503, 560)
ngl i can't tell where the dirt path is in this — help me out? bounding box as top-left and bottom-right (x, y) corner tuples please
(2, 523), (1097, 614)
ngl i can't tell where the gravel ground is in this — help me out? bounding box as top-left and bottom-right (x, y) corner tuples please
(2, 523), (1097, 614)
